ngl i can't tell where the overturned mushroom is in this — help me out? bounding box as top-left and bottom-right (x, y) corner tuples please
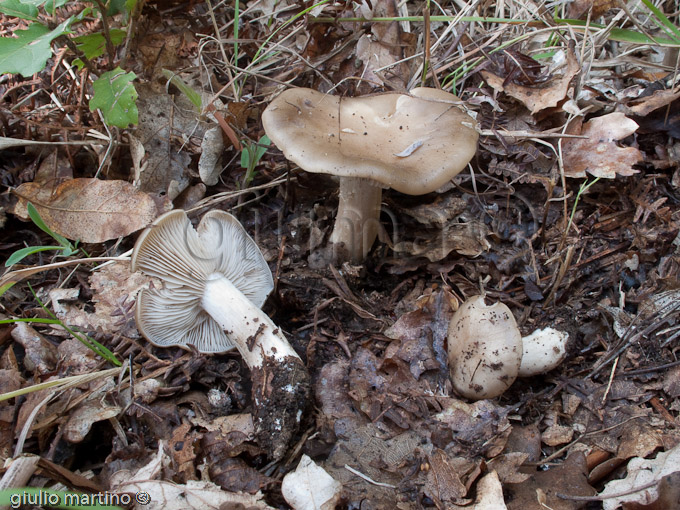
(262, 87), (478, 262)
(447, 296), (569, 400)
(132, 210), (310, 459)
(518, 327), (569, 377)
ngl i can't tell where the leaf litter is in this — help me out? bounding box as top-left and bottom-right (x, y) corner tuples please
(0, 0), (680, 509)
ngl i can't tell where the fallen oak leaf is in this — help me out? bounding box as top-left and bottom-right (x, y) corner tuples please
(480, 45), (580, 114)
(598, 444), (680, 510)
(12, 179), (168, 243)
(561, 112), (643, 178)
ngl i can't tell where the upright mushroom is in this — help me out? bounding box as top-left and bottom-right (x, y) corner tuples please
(131, 209), (310, 459)
(447, 295), (523, 400)
(447, 295), (569, 400)
(262, 87), (478, 262)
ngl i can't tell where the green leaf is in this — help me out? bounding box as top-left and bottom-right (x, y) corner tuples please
(27, 202), (74, 250)
(74, 29), (126, 60)
(640, 0), (680, 43)
(21, 0), (69, 12)
(0, 18), (72, 77)
(0, 0), (38, 20)
(89, 67), (138, 128)
(5, 245), (64, 267)
(240, 146), (251, 169)
(20, 0), (65, 5)
(106, 0), (127, 15)
(161, 69), (202, 110)
(255, 134), (270, 161)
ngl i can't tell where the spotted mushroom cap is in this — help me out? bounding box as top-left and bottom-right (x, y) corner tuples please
(447, 295), (523, 400)
(262, 87), (478, 195)
(131, 210), (274, 353)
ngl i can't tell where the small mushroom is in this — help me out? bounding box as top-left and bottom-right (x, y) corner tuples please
(262, 87), (478, 262)
(447, 295), (523, 400)
(518, 327), (569, 377)
(131, 210), (310, 459)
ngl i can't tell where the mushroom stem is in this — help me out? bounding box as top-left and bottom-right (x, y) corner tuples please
(202, 274), (300, 367)
(201, 274), (311, 459)
(329, 176), (382, 262)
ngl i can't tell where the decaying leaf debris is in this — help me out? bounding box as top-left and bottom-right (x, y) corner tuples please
(1, 0), (679, 509)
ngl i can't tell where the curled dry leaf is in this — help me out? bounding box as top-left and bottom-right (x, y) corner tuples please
(480, 45), (579, 114)
(110, 441), (275, 510)
(198, 126), (225, 186)
(282, 454), (342, 510)
(63, 400), (121, 443)
(600, 443), (680, 510)
(487, 453), (531, 484)
(133, 82), (193, 198)
(392, 221), (490, 261)
(49, 263), (147, 338)
(424, 449), (470, 505)
(561, 112), (643, 178)
(353, 0), (411, 91)
(541, 423), (574, 447)
(10, 322), (58, 375)
(13, 178), (165, 243)
(449, 471), (508, 510)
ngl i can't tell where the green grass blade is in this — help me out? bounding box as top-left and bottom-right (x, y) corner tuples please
(5, 245), (64, 267)
(161, 69), (202, 110)
(27, 202), (74, 250)
(234, 0), (239, 63)
(640, 0), (680, 42)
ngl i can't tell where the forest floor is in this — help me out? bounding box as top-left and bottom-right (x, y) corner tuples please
(0, 1), (679, 509)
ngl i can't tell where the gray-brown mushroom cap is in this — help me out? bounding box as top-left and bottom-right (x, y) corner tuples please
(132, 209), (274, 353)
(262, 87), (479, 195)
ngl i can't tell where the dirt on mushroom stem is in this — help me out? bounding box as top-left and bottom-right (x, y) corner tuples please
(251, 354), (312, 461)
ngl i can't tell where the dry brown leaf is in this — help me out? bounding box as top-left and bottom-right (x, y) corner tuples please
(10, 322), (58, 375)
(13, 178), (164, 243)
(616, 421), (664, 460)
(353, 0), (410, 91)
(198, 126), (225, 186)
(541, 423), (574, 446)
(434, 399), (512, 458)
(110, 442), (275, 510)
(392, 221), (490, 261)
(480, 46), (579, 114)
(170, 423), (200, 482)
(505, 424), (542, 462)
(600, 443), (680, 510)
(487, 453), (531, 484)
(662, 366), (680, 398)
(49, 263), (147, 338)
(567, 0), (618, 19)
(282, 454), (342, 510)
(449, 471), (508, 509)
(561, 113), (643, 178)
(425, 449), (471, 504)
(56, 337), (100, 374)
(63, 400), (121, 443)
(504, 452), (596, 510)
(132, 80), (193, 199)
(625, 87), (680, 117)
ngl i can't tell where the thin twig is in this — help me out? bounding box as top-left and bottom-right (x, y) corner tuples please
(557, 479), (660, 502)
(92, 0), (117, 69)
